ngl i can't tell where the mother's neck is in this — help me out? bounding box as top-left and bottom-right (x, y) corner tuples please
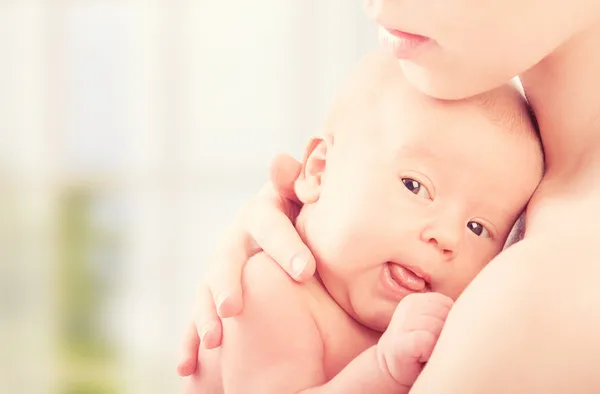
(521, 20), (600, 175)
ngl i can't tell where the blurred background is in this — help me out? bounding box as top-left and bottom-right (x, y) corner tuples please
(0, 1), (377, 393)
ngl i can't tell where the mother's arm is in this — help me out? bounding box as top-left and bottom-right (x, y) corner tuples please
(177, 154), (315, 376)
(409, 235), (600, 393)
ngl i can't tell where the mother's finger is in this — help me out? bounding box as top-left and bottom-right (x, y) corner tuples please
(195, 285), (224, 349)
(206, 222), (251, 318)
(177, 321), (201, 376)
(244, 200), (316, 281)
(269, 153), (303, 203)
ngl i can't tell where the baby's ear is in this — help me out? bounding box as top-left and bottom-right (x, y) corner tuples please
(295, 136), (330, 204)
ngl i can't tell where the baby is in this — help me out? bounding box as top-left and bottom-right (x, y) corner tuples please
(183, 51), (543, 394)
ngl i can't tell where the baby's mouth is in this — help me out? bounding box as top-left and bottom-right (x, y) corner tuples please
(386, 262), (427, 292)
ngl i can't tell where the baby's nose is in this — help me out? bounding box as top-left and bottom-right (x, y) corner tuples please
(420, 222), (463, 259)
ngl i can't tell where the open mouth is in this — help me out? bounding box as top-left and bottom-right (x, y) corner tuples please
(385, 262), (428, 292)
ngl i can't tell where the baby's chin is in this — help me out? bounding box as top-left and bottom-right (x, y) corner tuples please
(347, 299), (396, 333)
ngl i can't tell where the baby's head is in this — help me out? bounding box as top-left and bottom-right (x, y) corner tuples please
(294, 51), (543, 332)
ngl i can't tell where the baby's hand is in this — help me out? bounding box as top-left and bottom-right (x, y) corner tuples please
(377, 292), (454, 388)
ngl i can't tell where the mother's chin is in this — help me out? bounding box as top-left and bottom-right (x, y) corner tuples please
(395, 58), (517, 101)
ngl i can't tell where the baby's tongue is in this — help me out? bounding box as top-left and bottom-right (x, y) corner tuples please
(389, 263), (426, 292)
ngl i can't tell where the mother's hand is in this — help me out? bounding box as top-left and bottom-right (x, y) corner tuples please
(177, 154), (317, 376)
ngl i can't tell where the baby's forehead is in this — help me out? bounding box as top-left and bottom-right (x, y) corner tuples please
(325, 53), (421, 134)
(336, 52), (525, 117)
(328, 52), (535, 148)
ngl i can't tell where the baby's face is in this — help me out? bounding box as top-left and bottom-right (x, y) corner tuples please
(297, 54), (543, 332)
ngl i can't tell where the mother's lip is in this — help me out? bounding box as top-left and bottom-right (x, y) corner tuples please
(378, 26), (431, 60)
(384, 28), (429, 41)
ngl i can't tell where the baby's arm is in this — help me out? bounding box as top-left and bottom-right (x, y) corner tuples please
(182, 253), (450, 394)
(218, 257), (451, 394)
(218, 252), (327, 393)
(299, 346), (399, 394)
(301, 292), (453, 394)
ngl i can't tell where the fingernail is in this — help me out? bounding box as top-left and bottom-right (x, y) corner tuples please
(291, 253), (308, 279)
(199, 321), (216, 342)
(215, 292), (229, 315)
(177, 360), (189, 372)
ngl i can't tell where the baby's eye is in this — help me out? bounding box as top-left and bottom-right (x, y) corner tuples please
(467, 221), (490, 238)
(402, 178), (431, 200)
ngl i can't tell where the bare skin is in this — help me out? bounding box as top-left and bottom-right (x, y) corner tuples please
(179, 1), (600, 392)
(375, 13), (600, 392)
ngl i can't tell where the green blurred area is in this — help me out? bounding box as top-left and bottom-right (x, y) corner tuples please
(57, 188), (123, 394)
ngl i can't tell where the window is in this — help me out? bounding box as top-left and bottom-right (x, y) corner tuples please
(0, 1), (376, 393)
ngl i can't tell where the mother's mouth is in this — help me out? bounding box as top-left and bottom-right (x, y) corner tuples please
(378, 26), (432, 60)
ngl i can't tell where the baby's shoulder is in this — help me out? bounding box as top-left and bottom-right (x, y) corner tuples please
(244, 252), (300, 287)
(243, 252), (305, 293)
(241, 252), (315, 316)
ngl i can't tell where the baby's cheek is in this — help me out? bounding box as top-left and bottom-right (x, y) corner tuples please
(435, 282), (463, 301)
(306, 209), (357, 262)
(434, 268), (471, 301)
(312, 185), (391, 262)
(319, 220), (381, 271)
(322, 222), (368, 261)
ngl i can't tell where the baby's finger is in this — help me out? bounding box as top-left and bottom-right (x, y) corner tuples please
(415, 292), (454, 307)
(403, 292), (453, 318)
(421, 292), (453, 310)
(422, 295), (454, 324)
(411, 330), (439, 363)
(245, 201), (316, 281)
